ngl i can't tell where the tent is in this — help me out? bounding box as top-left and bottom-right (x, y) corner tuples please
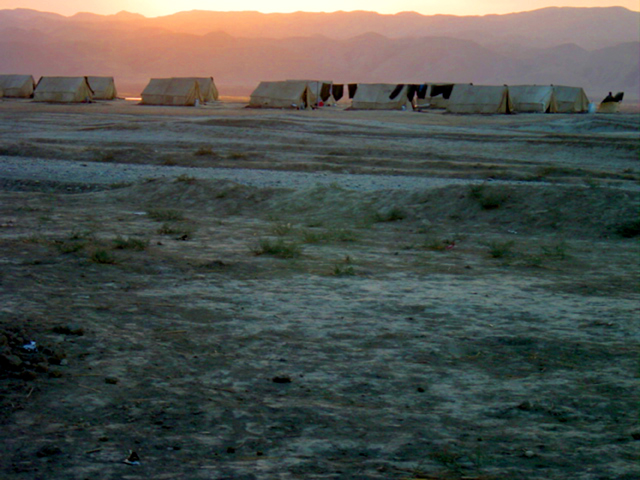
(249, 80), (331, 109)
(415, 84), (456, 110)
(597, 91), (623, 113)
(509, 85), (557, 113)
(0, 75), (36, 98)
(33, 76), (94, 103)
(140, 78), (202, 106)
(193, 77), (219, 102)
(350, 83), (413, 110)
(446, 85), (513, 114)
(88, 76), (117, 100)
(552, 86), (589, 113)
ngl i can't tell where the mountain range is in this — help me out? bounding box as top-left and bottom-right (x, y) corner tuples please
(0, 7), (638, 99)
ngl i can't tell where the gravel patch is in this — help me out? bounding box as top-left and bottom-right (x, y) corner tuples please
(0, 156), (477, 192)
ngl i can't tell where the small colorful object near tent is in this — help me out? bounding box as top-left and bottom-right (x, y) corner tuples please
(509, 85), (558, 113)
(597, 91), (623, 113)
(140, 78), (203, 106)
(0, 74), (36, 98)
(33, 76), (94, 103)
(249, 80), (331, 109)
(552, 85), (589, 113)
(446, 84), (513, 114)
(349, 83), (414, 110)
(88, 76), (118, 100)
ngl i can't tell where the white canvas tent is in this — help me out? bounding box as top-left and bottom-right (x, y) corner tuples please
(509, 85), (558, 113)
(415, 84), (456, 110)
(193, 77), (219, 102)
(446, 85), (513, 114)
(88, 76), (117, 100)
(350, 83), (413, 110)
(33, 76), (94, 103)
(249, 80), (330, 109)
(0, 74), (36, 98)
(140, 78), (202, 106)
(552, 86), (589, 113)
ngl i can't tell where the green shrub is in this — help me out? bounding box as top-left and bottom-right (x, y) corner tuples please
(469, 184), (510, 210)
(373, 207), (406, 222)
(90, 249), (116, 264)
(253, 238), (302, 258)
(484, 240), (515, 258)
(112, 236), (148, 251)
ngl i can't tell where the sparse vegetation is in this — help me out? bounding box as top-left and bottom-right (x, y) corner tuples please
(175, 174), (198, 184)
(469, 184), (510, 210)
(373, 207), (406, 222)
(484, 240), (515, 258)
(301, 228), (358, 244)
(253, 238), (302, 258)
(157, 223), (193, 236)
(90, 249), (116, 264)
(147, 209), (185, 222)
(541, 240), (569, 260)
(272, 223), (294, 236)
(194, 146), (216, 157)
(332, 255), (356, 276)
(112, 236), (148, 251)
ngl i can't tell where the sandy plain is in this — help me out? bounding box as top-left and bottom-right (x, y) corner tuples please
(0, 99), (638, 480)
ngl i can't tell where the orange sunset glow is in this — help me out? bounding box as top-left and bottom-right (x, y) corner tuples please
(0, 0), (638, 16)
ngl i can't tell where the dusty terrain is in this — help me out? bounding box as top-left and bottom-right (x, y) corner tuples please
(0, 99), (639, 480)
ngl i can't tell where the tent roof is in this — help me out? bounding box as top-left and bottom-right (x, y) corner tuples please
(352, 83), (408, 103)
(36, 76), (93, 94)
(447, 85), (512, 113)
(0, 74), (35, 89)
(251, 81), (310, 101)
(142, 78), (200, 96)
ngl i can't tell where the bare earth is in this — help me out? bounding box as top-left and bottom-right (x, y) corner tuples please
(0, 99), (639, 480)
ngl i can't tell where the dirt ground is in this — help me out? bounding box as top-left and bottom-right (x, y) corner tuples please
(0, 99), (639, 480)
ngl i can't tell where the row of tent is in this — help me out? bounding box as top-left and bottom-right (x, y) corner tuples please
(1, 75), (620, 113)
(0, 75), (218, 105)
(0, 75), (117, 101)
(248, 81), (599, 114)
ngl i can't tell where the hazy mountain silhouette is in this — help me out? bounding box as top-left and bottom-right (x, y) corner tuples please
(0, 7), (638, 98)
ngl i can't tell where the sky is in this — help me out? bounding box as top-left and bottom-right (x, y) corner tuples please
(0, 0), (637, 17)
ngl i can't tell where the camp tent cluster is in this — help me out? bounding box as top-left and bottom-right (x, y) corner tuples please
(0, 76), (119, 103)
(247, 81), (596, 114)
(0, 72), (620, 114)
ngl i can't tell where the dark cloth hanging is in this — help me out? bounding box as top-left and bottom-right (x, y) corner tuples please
(320, 83), (332, 102)
(416, 84), (429, 99)
(430, 84), (455, 99)
(348, 83), (358, 99)
(406, 84), (418, 101)
(332, 84), (344, 101)
(389, 84), (405, 100)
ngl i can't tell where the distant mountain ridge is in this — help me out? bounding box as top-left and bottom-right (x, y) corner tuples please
(0, 7), (638, 98)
